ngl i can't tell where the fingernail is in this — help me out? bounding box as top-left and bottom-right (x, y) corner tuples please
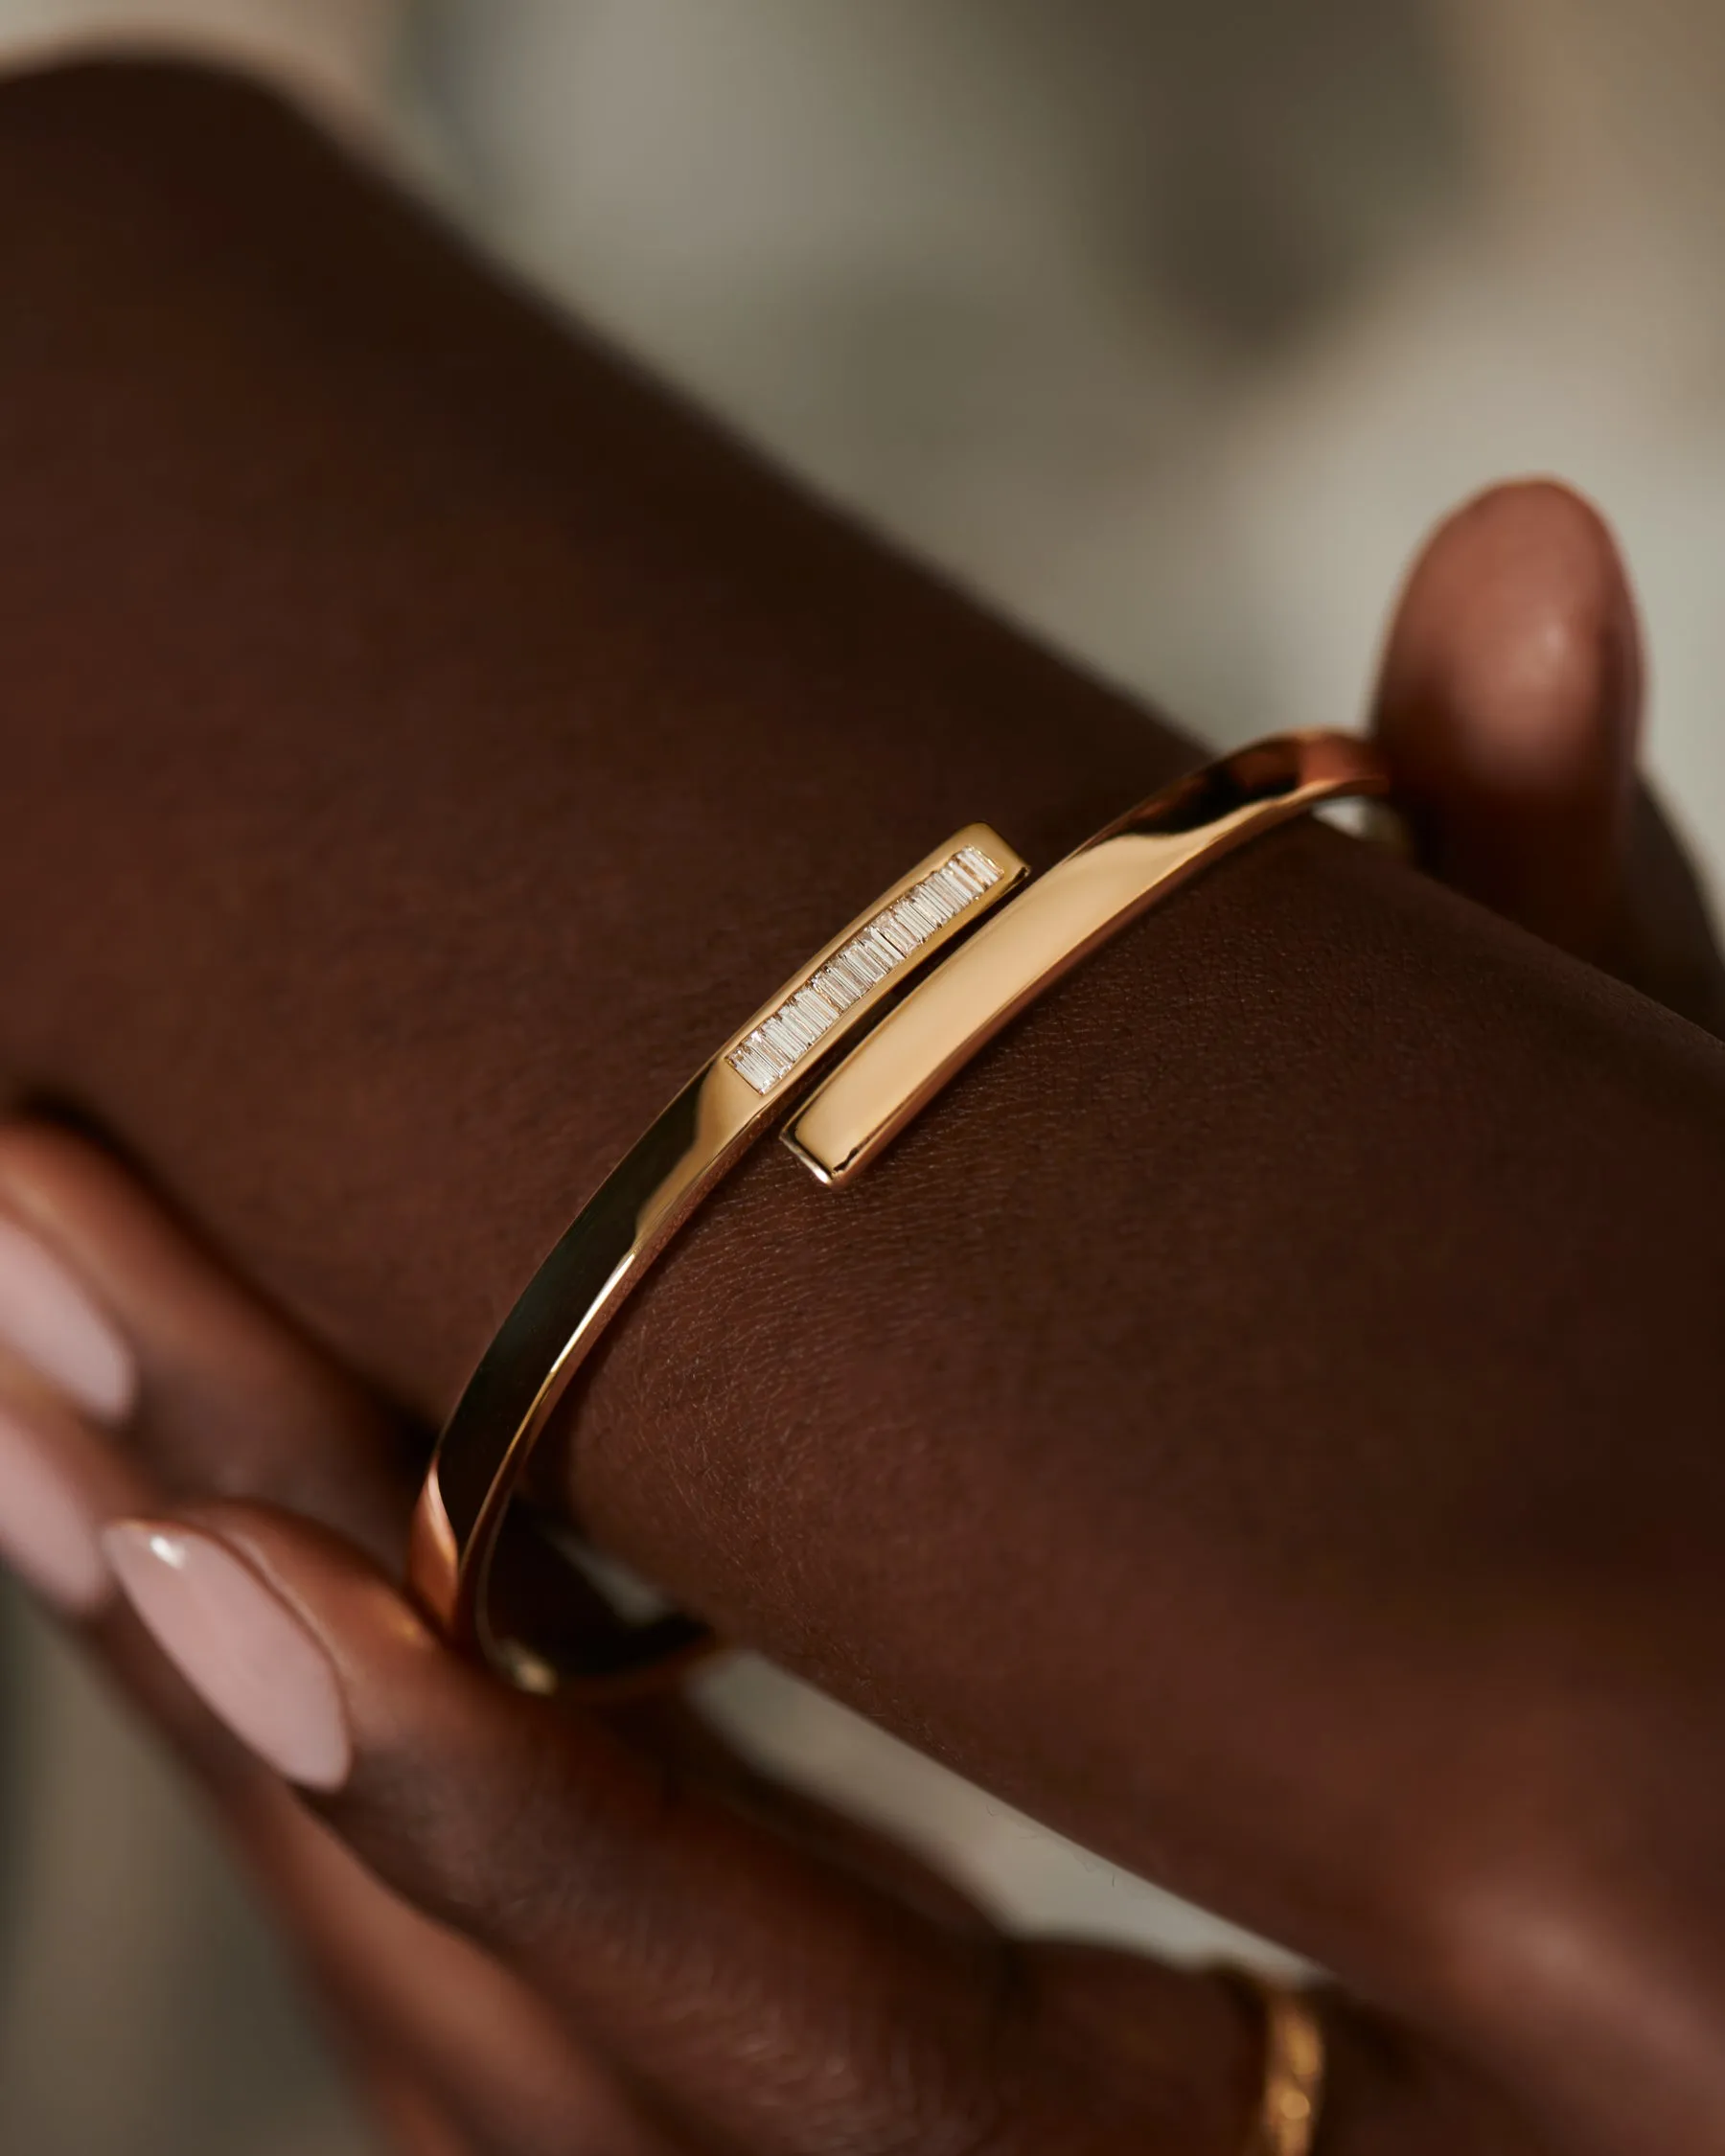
(103, 1523), (352, 1790)
(0, 1400), (111, 1615)
(0, 1216), (136, 1423)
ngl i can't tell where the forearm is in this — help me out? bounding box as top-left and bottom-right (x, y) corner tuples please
(0, 57), (1190, 1376)
(6, 62), (1725, 2138)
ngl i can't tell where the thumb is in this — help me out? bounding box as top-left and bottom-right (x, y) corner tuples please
(1372, 477), (1642, 962)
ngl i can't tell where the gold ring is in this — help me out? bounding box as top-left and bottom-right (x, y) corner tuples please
(1238, 1974), (1326, 2156)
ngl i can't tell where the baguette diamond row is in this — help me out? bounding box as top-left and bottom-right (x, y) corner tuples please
(726, 845), (1004, 1096)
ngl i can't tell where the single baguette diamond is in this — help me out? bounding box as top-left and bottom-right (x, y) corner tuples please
(742, 1028), (786, 1078)
(780, 1003), (821, 1051)
(748, 1026), (790, 1073)
(902, 890), (944, 935)
(846, 936), (888, 982)
(732, 1043), (778, 1093)
(794, 987), (838, 1034)
(916, 876), (956, 922)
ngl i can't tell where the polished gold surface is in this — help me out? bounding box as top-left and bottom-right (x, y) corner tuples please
(785, 732), (1388, 1185)
(408, 824), (1027, 1693)
(1237, 1977), (1326, 2156)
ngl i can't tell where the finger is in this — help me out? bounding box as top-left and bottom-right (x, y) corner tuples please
(0, 1212), (681, 2152)
(104, 1500), (1543, 2156)
(350, 2062), (478, 2156)
(235, 1783), (695, 2156)
(0, 1348), (267, 1778)
(1373, 479), (1725, 1031)
(106, 1502), (1253, 2156)
(0, 1119), (413, 1564)
(0, 1348), (148, 1615)
(0, 1448), (683, 2156)
(1373, 478), (1641, 957)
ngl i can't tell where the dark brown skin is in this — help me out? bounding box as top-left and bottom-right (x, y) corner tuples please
(4, 57), (1725, 2153)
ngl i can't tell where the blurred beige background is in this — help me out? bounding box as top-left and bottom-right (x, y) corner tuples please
(2, 2), (1723, 2148)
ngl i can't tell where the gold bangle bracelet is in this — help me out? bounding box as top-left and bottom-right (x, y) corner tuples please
(408, 730), (1389, 1694)
(409, 824), (1031, 1692)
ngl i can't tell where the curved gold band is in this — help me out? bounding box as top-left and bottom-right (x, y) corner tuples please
(1237, 1976), (1326, 2156)
(408, 730), (1391, 1693)
(408, 823), (1030, 1693)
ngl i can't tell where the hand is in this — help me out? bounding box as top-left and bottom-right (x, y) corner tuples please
(0, 478), (1709, 2155)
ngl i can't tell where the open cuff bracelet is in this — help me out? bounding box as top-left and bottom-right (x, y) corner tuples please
(409, 729), (1392, 1695)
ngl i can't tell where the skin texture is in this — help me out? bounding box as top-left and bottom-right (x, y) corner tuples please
(2, 57), (1725, 2152)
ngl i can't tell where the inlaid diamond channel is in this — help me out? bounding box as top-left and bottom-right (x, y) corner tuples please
(726, 844), (1005, 1096)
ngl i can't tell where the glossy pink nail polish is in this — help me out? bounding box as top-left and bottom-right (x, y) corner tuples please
(0, 1399), (110, 1615)
(0, 1216), (135, 1423)
(104, 1523), (352, 1790)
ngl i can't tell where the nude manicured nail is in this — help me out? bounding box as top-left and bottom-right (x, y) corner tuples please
(0, 1400), (111, 1615)
(104, 1524), (352, 1790)
(0, 1216), (136, 1422)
